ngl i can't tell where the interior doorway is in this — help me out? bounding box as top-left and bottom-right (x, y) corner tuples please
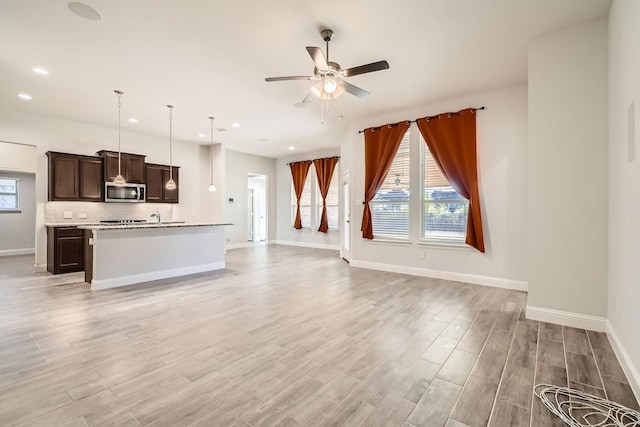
(247, 173), (267, 244)
(341, 170), (351, 262)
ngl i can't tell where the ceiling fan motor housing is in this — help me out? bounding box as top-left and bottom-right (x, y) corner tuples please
(321, 29), (333, 42)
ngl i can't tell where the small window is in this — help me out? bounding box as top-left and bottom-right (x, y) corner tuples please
(420, 135), (468, 241)
(0, 178), (19, 212)
(316, 166), (339, 230)
(369, 131), (411, 239)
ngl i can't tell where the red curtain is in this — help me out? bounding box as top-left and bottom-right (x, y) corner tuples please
(362, 122), (410, 239)
(313, 157), (339, 233)
(416, 108), (484, 252)
(289, 160), (312, 229)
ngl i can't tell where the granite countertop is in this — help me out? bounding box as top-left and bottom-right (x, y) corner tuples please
(45, 221), (232, 229)
(76, 222), (232, 231)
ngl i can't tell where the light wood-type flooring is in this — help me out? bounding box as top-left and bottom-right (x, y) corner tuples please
(0, 245), (637, 426)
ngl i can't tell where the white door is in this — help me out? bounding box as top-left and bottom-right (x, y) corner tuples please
(247, 188), (254, 242)
(341, 170), (351, 262)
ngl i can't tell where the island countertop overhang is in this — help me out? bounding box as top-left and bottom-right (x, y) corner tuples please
(77, 222), (232, 231)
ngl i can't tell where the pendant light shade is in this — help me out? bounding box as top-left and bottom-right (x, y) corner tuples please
(113, 90), (126, 186)
(208, 116), (217, 192)
(165, 105), (176, 190)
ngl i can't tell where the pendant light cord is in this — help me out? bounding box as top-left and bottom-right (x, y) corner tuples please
(209, 116), (215, 184)
(115, 90), (123, 176)
(168, 105), (174, 180)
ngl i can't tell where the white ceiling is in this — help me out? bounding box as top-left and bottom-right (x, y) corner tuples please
(0, 0), (610, 158)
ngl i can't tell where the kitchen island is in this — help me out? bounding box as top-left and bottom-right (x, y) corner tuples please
(78, 223), (230, 290)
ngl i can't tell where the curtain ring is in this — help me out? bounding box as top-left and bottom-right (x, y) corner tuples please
(447, 113), (452, 118)
(406, 120), (411, 126)
(387, 124), (392, 129)
(471, 109), (475, 114)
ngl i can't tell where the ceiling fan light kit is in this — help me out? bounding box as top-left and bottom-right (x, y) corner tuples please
(265, 28), (389, 106)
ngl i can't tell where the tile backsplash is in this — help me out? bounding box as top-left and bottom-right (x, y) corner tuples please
(45, 202), (173, 223)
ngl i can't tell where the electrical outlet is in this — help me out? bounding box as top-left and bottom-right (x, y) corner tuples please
(22, 237), (27, 244)
(78, 213), (87, 219)
(419, 251), (425, 260)
(63, 211), (73, 219)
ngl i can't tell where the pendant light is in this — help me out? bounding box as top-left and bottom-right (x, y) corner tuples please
(113, 90), (126, 186)
(208, 116), (217, 192)
(165, 104), (176, 190)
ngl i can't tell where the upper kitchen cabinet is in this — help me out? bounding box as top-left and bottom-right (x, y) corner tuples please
(145, 163), (179, 204)
(47, 152), (103, 201)
(97, 150), (146, 184)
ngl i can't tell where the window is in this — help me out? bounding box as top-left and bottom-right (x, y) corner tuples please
(420, 135), (468, 241)
(369, 131), (410, 239)
(316, 166), (339, 230)
(0, 178), (19, 212)
(291, 164), (313, 228)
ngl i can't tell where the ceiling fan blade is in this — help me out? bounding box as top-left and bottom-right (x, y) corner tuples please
(265, 76), (312, 82)
(340, 81), (371, 98)
(301, 91), (316, 104)
(342, 60), (389, 77)
(306, 46), (328, 70)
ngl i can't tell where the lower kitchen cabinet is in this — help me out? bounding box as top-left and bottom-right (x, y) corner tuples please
(47, 227), (85, 274)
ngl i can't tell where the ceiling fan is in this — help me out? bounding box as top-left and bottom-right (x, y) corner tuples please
(265, 29), (389, 104)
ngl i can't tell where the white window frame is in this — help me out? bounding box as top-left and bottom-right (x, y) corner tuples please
(0, 177), (20, 213)
(419, 135), (469, 244)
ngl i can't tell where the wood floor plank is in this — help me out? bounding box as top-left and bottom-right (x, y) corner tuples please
(450, 375), (499, 427)
(406, 377), (462, 427)
(362, 393), (415, 427)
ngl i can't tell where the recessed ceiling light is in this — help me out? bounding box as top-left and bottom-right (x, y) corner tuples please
(198, 133), (206, 138)
(18, 93), (32, 101)
(257, 138), (269, 142)
(337, 115), (344, 120)
(128, 118), (138, 123)
(33, 67), (49, 75)
(67, 2), (102, 21)
(288, 146), (295, 150)
(216, 128), (227, 132)
(232, 122), (240, 128)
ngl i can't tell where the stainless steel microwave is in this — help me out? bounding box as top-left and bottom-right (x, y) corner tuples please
(104, 182), (146, 203)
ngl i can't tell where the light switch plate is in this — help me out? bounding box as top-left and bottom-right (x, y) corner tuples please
(78, 213), (88, 219)
(63, 211), (73, 219)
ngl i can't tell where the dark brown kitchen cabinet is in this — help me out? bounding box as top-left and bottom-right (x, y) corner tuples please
(47, 152), (103, 201)
(47, 227), (85, 274)
(97, 150), (146, 184)
(145, 163), (179, 204)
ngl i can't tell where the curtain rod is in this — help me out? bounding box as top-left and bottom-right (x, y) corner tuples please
(357, 106), (485, 134)
(286, 156), (340, 166)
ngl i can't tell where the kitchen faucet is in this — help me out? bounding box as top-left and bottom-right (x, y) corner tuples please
(150, 211), (161, 223)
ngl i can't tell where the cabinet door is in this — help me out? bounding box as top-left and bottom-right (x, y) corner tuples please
(79, 158), (103, 201)
(50, 155), (79, 200)
(104, 154), (128, 182)
(55, 228), (84, 273)
(126, 156), (145, 183)
(145, 165), (164, 202)
(162, 167), (179, 203)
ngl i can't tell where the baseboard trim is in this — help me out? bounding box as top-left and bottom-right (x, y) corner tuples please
(90, 262), (225, 290)
(349, 259), (528, 291)
(525, 305), (607, 332)
(0, 248), (35, 257)
(226, 243), (250, 250)
(271, 240), (340, 251)
(34, 264), (47, 273)
(606, 321), (640, 403)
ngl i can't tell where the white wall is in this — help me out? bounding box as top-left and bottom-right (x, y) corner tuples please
(223, 149), (276, 247)
(0, 172), (36, 255)
(527, 19), (609, 321)
(608, 0), (640, 398)
(342, 84), (528, 289)
(275, 148), (341, 250)
(0, 107), (219, 269)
